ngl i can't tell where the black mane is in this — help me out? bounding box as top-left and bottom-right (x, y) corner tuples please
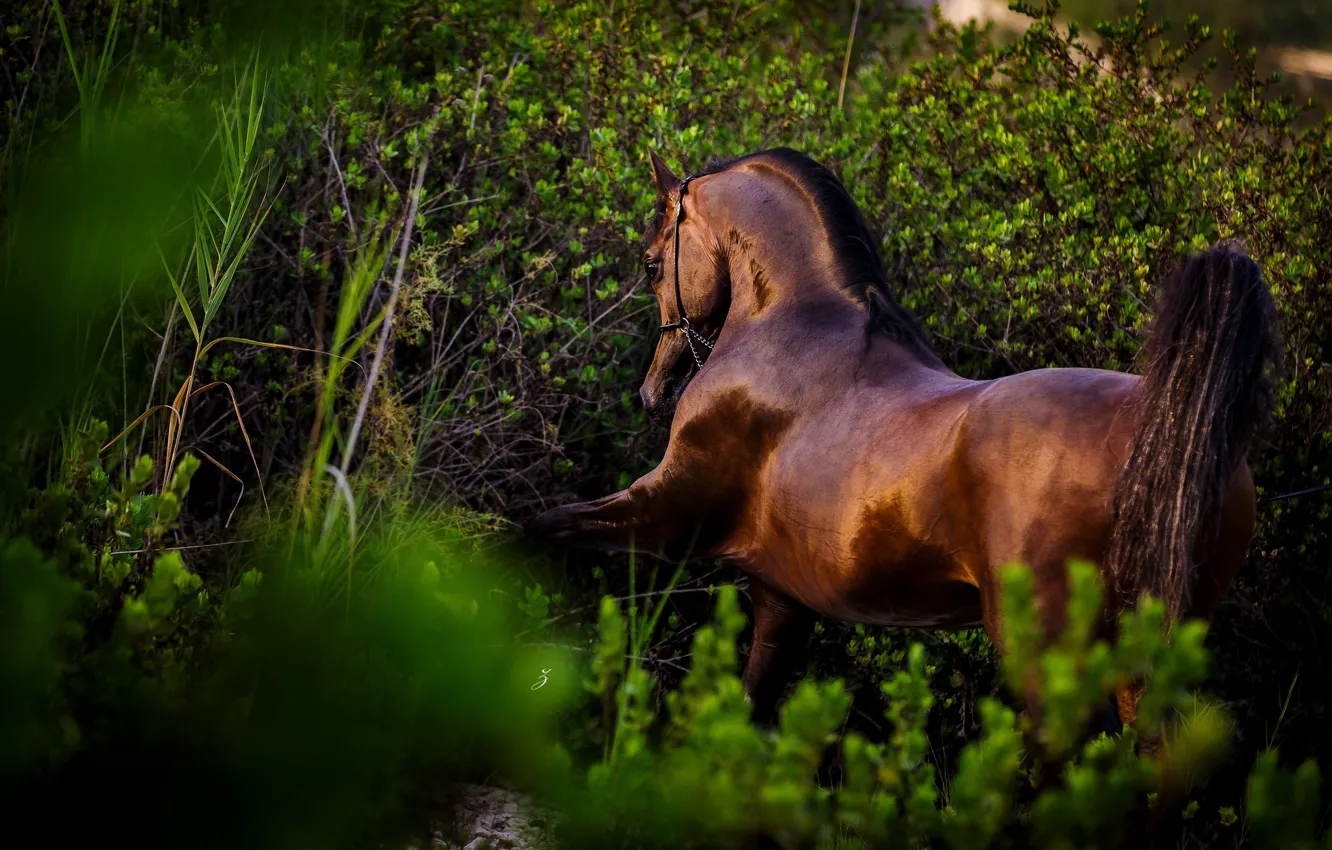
(649, 147), (935, 359)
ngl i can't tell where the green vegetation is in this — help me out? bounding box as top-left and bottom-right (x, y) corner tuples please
(554, 562), (1243, 849)
(1, 1), (1329, 847)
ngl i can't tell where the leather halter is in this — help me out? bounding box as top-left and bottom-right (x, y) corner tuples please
(657, 175), (714, 369)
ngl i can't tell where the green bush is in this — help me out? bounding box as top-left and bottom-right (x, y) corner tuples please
(552, 561), (1323, 849)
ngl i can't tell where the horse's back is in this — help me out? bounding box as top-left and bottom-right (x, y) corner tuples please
(964, 366), (1140, 476)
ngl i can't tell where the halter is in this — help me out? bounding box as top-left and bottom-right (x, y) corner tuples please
(658, 175), (715, 370)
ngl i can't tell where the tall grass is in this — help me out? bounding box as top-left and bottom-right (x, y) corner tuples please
(601, 545), (690, 767)
(37, 2), (131, 481)
(107, 59), (279, 522)
(52, 0), (124, 154)
(281, 151), (431, 603)
(1, 11), (576, 850)
(288, 225), (392, 582)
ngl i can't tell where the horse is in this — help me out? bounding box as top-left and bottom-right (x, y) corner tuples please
(528, 146), (1280, 728)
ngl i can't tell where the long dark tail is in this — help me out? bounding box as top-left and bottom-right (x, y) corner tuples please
(1106, 245), (1281, 618)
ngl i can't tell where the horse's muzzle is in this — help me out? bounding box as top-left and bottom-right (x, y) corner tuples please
(640, 358), (692, 422)
(639, 385), (668, 421)
(641, 383), (686, 423)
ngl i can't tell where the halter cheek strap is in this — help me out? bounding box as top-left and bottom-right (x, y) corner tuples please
(657, 175), (714, 369)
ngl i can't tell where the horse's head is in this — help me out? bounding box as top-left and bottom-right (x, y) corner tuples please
(638, 150), (729, 420)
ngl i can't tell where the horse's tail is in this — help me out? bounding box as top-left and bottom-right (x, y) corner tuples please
(1105, 245), (1280, 619)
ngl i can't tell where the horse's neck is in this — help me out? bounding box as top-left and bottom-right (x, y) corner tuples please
(705, 172), (951, 383)
(708, 310), (946, 424)
(723, 232), (840, 318)
(723, 249), (941, 370)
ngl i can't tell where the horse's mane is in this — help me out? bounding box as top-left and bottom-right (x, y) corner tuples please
(653, 147), (936, 360)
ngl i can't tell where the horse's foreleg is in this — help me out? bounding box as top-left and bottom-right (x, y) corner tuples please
(526, 469), (693, 557)
(742, 577), (815, 725)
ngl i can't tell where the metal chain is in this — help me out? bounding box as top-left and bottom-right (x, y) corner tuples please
(681, 322), (714, 370)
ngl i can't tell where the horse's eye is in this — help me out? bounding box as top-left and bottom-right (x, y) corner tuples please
(644, 258), (660, 277)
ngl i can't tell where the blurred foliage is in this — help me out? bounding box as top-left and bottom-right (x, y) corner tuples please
(1, 0), (1331, 848)
(1, 455), (581, 847)
(1060, 0), (1332, 52)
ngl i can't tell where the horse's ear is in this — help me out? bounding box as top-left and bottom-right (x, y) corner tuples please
(648, 148), (679, 198)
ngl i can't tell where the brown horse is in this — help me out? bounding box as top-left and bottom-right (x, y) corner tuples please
(528, 147), (1279, 726)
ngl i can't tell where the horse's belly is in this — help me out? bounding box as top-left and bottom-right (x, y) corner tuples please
(834, 568), (984, 629)
(741, 548), (983, 630)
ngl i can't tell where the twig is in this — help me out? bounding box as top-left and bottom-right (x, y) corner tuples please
(107, 538), (253, 557)
(554, 280), (644, 356)
(838, 0), (862, 110)
(325, 126), (359, 243)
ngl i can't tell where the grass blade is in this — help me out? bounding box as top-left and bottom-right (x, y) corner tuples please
(180, 444), (246, 526)
(100, 404), (184, 453)
(157, 243), (201, 345)
(50, 3), (88, 112)
(190, 380), (270, 516)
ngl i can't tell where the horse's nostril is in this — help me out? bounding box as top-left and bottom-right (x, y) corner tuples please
(639, 386), (654, 413)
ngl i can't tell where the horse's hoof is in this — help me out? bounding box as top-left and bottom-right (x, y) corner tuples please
(523, 513), (553, 540)
(524, 506), (572, 542)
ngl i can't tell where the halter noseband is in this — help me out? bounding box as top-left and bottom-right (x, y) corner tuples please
(658, 175), (714, 369)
